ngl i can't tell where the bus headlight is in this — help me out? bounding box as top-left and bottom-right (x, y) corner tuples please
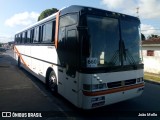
(136, 77), (144, 83)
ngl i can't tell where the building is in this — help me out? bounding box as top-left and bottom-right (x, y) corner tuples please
(142, 38), (160, 74)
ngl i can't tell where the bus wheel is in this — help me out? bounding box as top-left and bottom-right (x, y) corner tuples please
(48, 70), (57, 93)
(18, 57), (21, 68)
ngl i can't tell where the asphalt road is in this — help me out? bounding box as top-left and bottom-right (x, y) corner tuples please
(0, 50), (160, 120)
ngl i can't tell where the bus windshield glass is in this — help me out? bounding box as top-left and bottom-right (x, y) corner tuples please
(86, 15), (141, 67)
(121, 20), (141, 65)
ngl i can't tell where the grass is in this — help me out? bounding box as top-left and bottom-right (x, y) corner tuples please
(144, 73), (160, 83)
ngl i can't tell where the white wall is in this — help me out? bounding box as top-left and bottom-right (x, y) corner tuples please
(142, 46), (160, 74)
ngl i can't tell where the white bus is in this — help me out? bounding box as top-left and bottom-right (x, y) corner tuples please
(14, 5), (144, 109)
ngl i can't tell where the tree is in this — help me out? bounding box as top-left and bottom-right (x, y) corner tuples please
(147, 34), (159, 39)
(38, 8), (58, 21)
(141, 33), (146, 41)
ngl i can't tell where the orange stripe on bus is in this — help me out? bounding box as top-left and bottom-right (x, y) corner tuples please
(83, 83), (145, 96)
(14, 46), (28, 68)
(55, 11), (60, 48)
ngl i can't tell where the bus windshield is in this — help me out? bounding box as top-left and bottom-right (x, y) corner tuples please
(121, 20), (141, 65)
(86, 15), (141, 67)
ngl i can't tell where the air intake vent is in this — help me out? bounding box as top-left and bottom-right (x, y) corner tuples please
(125, 79), (136, 85)
(107, 79), (137, 89)
(107, 81), (121, 88)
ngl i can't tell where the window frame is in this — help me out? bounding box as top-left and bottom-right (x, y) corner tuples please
(15, 18), (56, 45)
(147, 50), (154, 56)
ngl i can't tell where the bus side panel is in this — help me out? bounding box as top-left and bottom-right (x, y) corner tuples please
(22, 45), (31, 68)
(30, 45), (58, 83)
(14, 45), (19, 62)
(78, 73), (92, 108)
(14, 45), (58, 84)
(58, 69), (79, 107)
(14, 45), (30, 68)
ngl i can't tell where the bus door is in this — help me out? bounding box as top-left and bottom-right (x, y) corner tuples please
(57, 14), (79, 106)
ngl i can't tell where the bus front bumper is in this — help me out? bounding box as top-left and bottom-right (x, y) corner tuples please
(82, 83), (145, 109)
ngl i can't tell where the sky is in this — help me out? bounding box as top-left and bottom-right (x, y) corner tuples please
(0, 0), (160, 43)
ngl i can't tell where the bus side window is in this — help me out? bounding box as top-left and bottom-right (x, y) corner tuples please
(15, 35), (17, 44)
(59, 13), (78, 27)
(66, 29), (77, 76)
(25, 31), (27, 43)
(22, 32), (25, 44)
(27, 30), (31, 43)
(17, 34), (21, 44)
(20, 33), (22, 44)
(42, 22), (53, 43)
(30, 29), (34, 43)
(42, 24), (46, 42)
(33, 27), (39, 43)
(52, 21), (55, 43)
(39, 26), (41, 42)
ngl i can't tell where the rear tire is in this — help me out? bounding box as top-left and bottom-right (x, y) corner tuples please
(47, 70), (58, 93)
(18, 57), (21, 68)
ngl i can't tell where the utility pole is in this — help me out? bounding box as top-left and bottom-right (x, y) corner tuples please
(136, 7), (139, 18)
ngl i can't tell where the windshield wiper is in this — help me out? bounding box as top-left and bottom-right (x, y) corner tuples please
(124, 49), (136, 66)
(110, 40), (136, 67)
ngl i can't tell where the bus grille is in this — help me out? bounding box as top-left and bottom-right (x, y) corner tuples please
(124, 79), (136, 85)
(107, 79), (136, 89)
(107, 81), (121, 88)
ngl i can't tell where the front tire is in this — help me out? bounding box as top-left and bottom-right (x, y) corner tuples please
(47, 70), (58, 93)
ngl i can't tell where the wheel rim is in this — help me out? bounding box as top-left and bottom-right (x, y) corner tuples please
(48, 72), (57, 92)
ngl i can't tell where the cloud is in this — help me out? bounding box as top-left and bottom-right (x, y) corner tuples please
(101, 0), (160, 19)
(101, 0), (160, 37)
(139, 0), (160, 19)
(101, 0), (136, 10)
(141, 24), (160, 37)
(5, 12), (39, 27)
(0, 35), (13, 43)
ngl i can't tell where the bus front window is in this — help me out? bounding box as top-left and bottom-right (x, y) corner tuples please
(86, 15), (120, 67)
(86, 15), (141, 68)
(121, 20), (142, 65)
